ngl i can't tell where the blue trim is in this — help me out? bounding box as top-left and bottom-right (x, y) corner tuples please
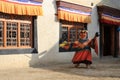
(117, 27), (120, 31)
(102, 13), (120, 20)
(58, 6), (91, 15)
(7, 0), (42, 5)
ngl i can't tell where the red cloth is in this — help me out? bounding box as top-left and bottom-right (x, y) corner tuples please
(72, 38), (98, 64)
(72, 50), (92, 64)
(90, 38), (98, 55)
(94, 38), (98, 55)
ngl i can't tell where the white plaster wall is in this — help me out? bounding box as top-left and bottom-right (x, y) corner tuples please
(35, 0), (74, 66)
(0, 54), (32, 70)
(0, 0), (120, 69)
(36, 0), (102, 65)
(88, 6), (100, 57)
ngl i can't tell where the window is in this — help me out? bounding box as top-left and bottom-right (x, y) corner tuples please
(60, 20), (87, 43)
(0, 12), (33, 49)
(59, 20), (87, 52)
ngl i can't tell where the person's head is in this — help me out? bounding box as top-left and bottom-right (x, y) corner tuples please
(79, 30), (88, 39)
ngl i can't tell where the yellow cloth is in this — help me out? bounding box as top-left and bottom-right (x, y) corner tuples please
(0, 1), (43, 16)
(58, 10), (91, 23)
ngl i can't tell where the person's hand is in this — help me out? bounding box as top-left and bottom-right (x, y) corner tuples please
(95, 32), (100, 37)
(78, 43), (85, 49)
(74, 41), (79, 44)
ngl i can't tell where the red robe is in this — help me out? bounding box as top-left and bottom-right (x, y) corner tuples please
(72, 38), (98, 65)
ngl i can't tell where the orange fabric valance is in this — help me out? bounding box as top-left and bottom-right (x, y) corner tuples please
(0, 0), (43, 16)
(56, 1), (92, 23)
(57, 9), (91, 23)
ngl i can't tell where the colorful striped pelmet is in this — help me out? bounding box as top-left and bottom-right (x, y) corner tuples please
(101, 13), (120, 25)
(0, 0), (43, 16)
(57, 6), (91, 23)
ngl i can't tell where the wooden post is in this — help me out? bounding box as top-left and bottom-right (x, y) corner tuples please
(111, 27), (115, 57)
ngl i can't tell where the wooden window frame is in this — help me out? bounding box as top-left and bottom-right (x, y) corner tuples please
(60, 20), (87, 43)
(0, 14), (33, 49)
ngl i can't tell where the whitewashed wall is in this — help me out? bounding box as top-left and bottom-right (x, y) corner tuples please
(0, 0), (120, 69)
(36, 0), (74, 65)
(36, 0), (101, 66)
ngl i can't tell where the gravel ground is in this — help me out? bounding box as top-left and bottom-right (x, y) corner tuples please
(0, 56), (120, 80)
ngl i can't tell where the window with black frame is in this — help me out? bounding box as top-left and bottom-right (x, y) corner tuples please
(59, 20), (87, 52)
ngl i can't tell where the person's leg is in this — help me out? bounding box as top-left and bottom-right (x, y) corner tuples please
(74, 64), (79, 68)
(86, 64), (90, 68)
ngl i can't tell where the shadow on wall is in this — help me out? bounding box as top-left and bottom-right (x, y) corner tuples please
(29, 0), (120, 78)
(29, 0), (74, 67)
(29, 41), (74, 67)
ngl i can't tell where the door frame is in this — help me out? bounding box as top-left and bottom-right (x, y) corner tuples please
(99, 23), (119, 58)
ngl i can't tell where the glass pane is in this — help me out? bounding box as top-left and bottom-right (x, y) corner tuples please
(20, 23), (31, 46)
(6, 22), (17, 46)
(70, 28), (76, 43)
(0, 21), (3, 47)
(61, 27), (68, 42)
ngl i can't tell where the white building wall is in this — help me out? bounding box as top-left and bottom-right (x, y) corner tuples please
(0, 0), (120, 69)
(35, 0), (101, 66)
(36, 0), (74, 65)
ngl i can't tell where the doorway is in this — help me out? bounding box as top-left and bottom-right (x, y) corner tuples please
(103, 25), (115, 56)
(101, 24), (119, 57)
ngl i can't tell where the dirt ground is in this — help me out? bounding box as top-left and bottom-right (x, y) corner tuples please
(0, 56), (120, 80)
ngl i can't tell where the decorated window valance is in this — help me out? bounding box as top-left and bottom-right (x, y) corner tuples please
(97, 5), (120, 25)
(56, 1), (92, 23)
(0, 0), (43, 16)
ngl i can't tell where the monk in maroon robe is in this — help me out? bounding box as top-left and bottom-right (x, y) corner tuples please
(72, 30), (98, 68)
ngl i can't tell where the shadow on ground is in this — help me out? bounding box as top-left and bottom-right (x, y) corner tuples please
(29, 0), (120, 78)
(30, 56), (120, 78)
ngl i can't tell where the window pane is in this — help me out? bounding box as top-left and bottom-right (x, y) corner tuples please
(61, 27), (68, 42)
(20, 23), (31, 46)
(70, 28), (76, 42)
(0, 21), (3, 47)
(6, 22), (17, 46)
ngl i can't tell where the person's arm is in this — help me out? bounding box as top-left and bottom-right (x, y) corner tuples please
(73, 39), (92, 49)
(73, 41), (85, 49)
(83, 38), (92, 47)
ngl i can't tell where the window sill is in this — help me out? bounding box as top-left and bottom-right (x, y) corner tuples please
(0, 48), (38, 55)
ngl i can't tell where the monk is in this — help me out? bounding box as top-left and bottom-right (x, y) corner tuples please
(72, 30), (99, 68)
